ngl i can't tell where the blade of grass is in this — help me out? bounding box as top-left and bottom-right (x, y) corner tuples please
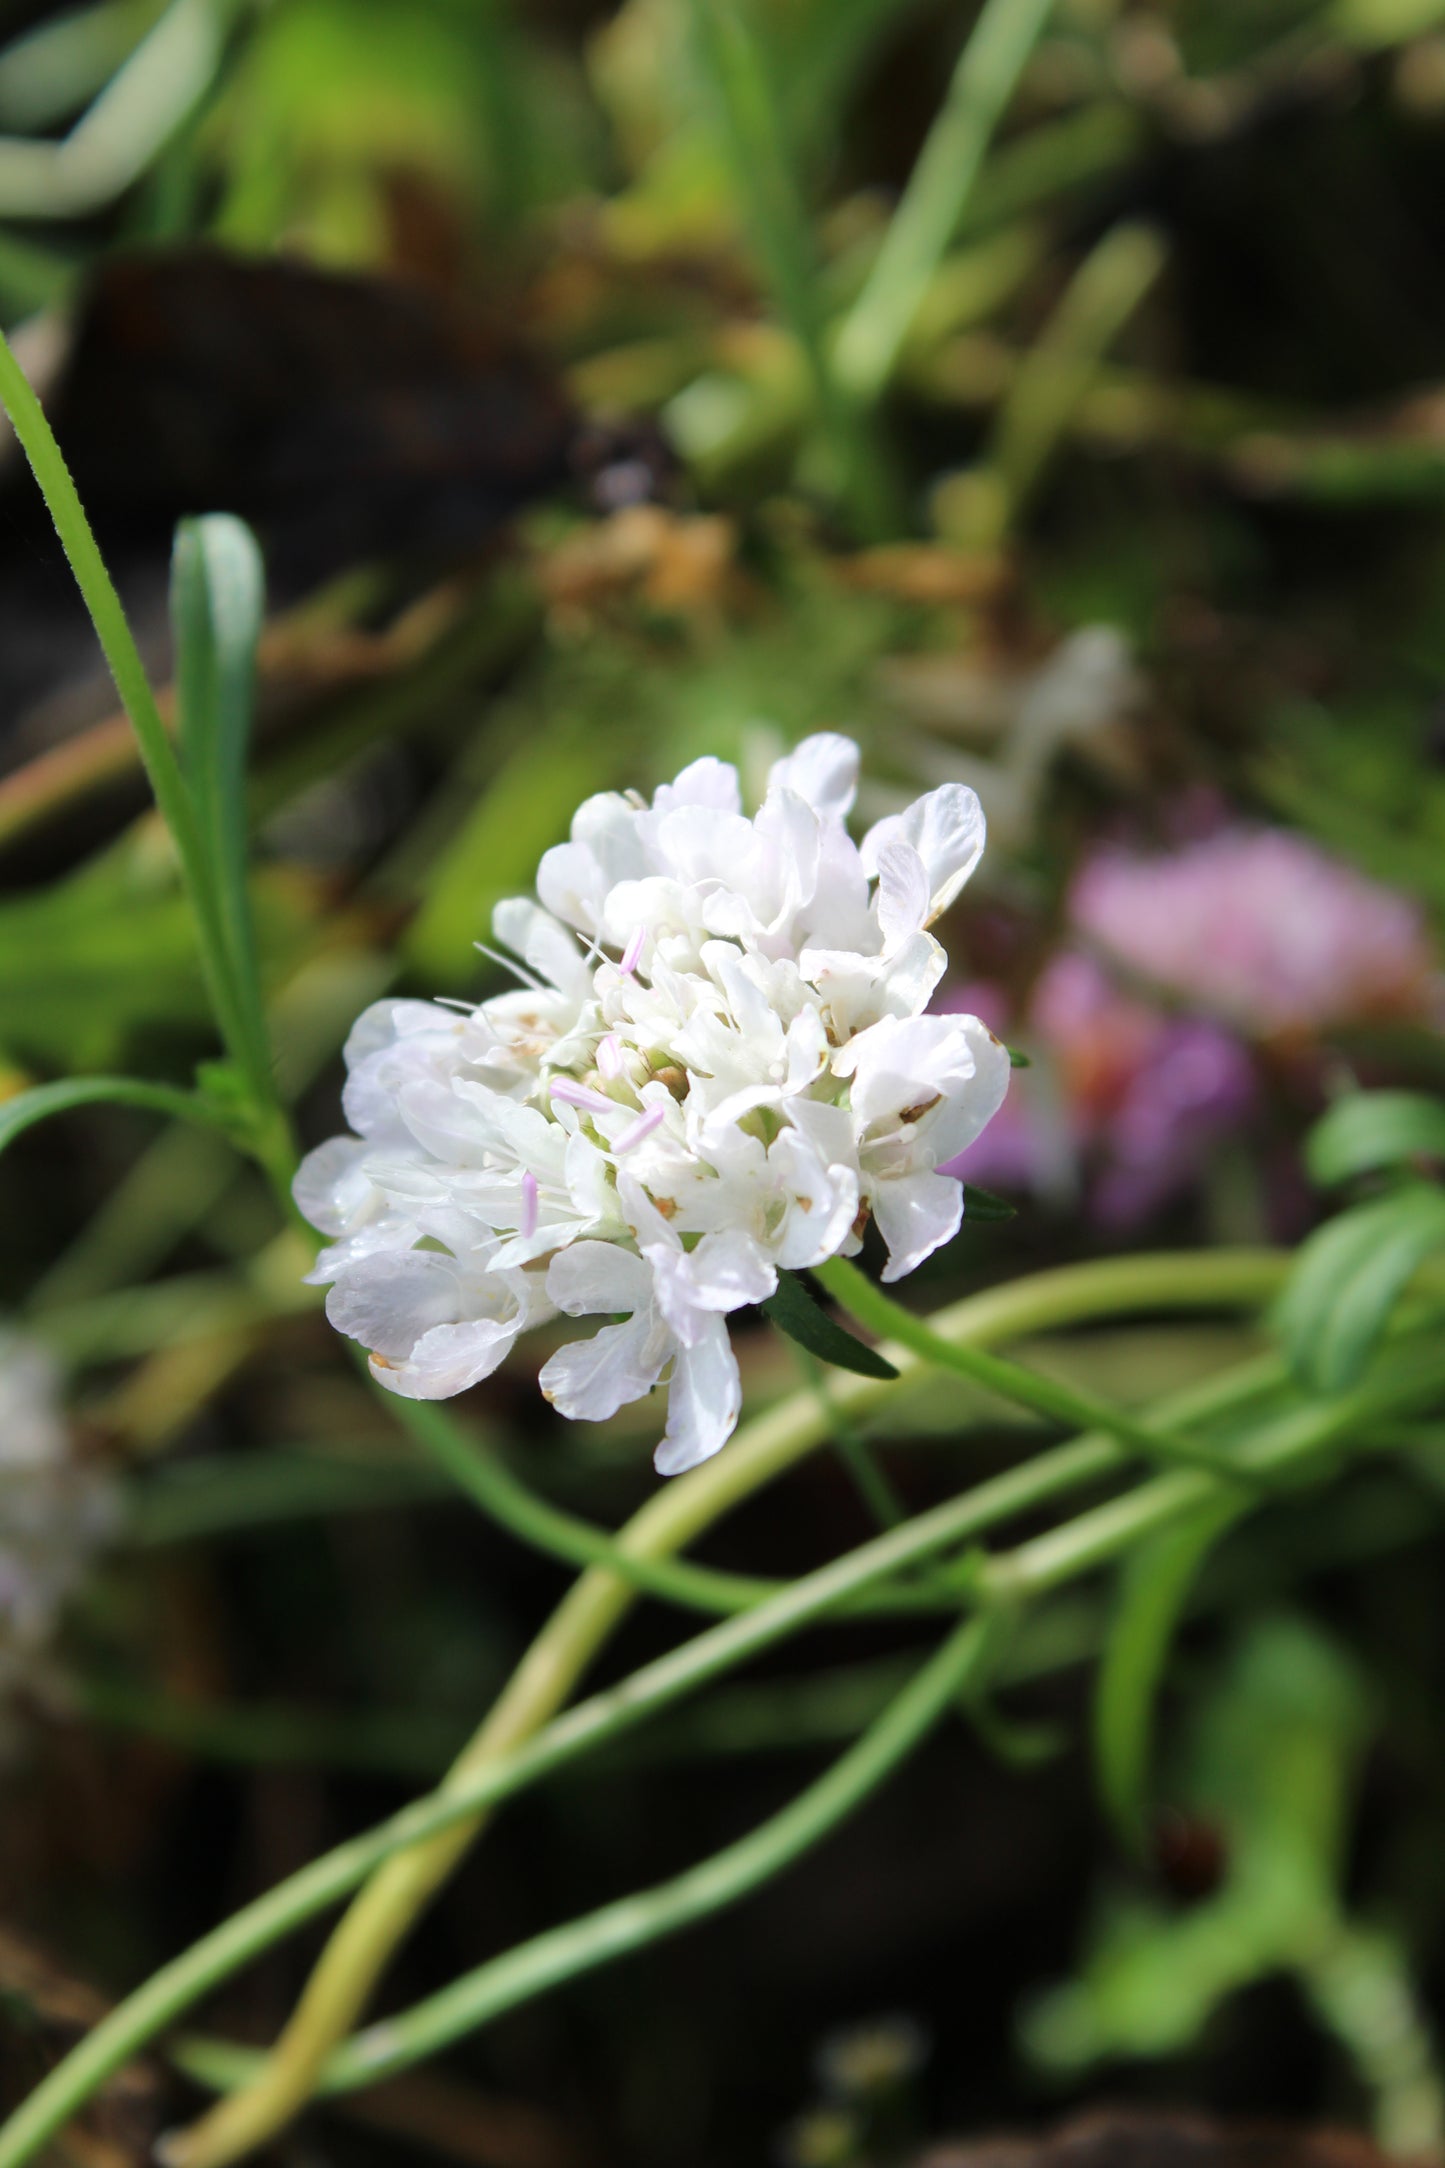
(833, 0), (1057, 408)
(688, 0), (895, 534)
(170, 515), (268, 1080)
(0, 328), (271, 1117)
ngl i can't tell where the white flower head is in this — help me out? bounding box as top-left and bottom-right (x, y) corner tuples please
(0, 1332), (116, 1719)
(295, 736), (1009, 1473)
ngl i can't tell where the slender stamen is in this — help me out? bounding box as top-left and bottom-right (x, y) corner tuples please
(519, 1169), (539, 1239)
(549, 1077), (615, 1115)
(619, 925), (645, 977)
(473, 940), (546, 992)
(596, 1033), (624, 1079)
(613, 1104), (666, 1154)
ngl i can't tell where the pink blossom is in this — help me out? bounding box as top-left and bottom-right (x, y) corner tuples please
(1070, 826), (1438, 1037)
(942, 953), (1256, 1228)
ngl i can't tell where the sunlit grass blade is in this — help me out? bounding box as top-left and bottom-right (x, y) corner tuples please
(688, 0), (894, 533)
(833, 0), (1057, 407)
(170, 514), (268, 1079)
(0, 325), (276, 1131)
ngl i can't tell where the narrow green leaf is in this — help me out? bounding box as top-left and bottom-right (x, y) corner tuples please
(1007, 1046), (1032, 1068)
(170, 514), (268, 1078)
(1093, 1497), (1242, 1853)
(961, 1182), (1017, 1222)
(764, 1272), (900, 1380)
(1306, 1090), (1445, 1189)
(0, 1075), (234, 1157)
(1277, 1184), (1445, 1393)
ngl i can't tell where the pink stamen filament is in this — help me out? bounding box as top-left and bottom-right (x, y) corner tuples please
(519, 1169), (539, 1239)
(549, 1077), (615, 1115)
(613, 1104), (666, 1155)
(619, 925), (645, 977)
(596, 1033), (624, 1079)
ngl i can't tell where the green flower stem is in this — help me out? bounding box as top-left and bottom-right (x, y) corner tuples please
(176, 1329), (1445, 2104)
(998, 1331), (1445, 1600)
(813, 1254), (1266, 1487)
(0, 1279), (1289, 2168)
(394, 1395), (944, 1619)
(164, 1249), (1286, 2168)
(0, 326), (277, 1123)
(832, 0), (1057, 407)
(187, 1614), (1002, 2102)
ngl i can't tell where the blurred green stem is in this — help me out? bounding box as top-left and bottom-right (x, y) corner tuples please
(164, 1248), (1286, 2168)
(833, 0), (1056, 407)
(689, 0), (896, 534)
(939, 219), (1167, 546)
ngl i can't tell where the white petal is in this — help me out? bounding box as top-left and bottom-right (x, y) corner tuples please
(617, 1172), (682, 1256)
(684, 1230), (777, 1314)
(535, 841), (606, 933)
(653, 756), (742, 817)
(871, 1170), (964, 1282)
(540, 1312), (671, 1422)
(766, 733), (859, 821)
(769, 1128), (860, 1269)
(861, 783), (986, 922)
(546, 1239), (653, 1318)
(656, 1319), (742, 1475)
(326, 1250), (466, 1359)
(293, 1136), (373, 1236)
(492, 897), (592, 999)
(926, 1016), (1013, 1164)
(837, 1013), (1005, 1135)
(874, 840), (930, 949)
(303, 1217), (422, 1287)
(372, 1315), (521, 1399)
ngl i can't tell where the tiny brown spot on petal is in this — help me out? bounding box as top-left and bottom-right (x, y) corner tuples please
(371, 1351), (397, 1370)
(899, 1093), (941, 1124)
(653, 1195), (678, 1218)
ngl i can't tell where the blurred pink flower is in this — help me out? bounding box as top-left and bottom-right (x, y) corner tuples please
(942, 954), (1256, 1229)
(1070, 826), (1438, 1037)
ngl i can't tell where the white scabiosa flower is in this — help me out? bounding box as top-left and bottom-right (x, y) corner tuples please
(0, 1333), (115, 1714)
(295, 735), (1009, 1472)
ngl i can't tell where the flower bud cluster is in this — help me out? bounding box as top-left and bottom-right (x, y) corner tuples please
(296, 736), (1009, 1471)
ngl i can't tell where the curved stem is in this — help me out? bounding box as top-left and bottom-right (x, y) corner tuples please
(177, 1325), (1445, 2106)
(165, 1249), (1286, 2168)
(813, 1254), (1264, 1486)
(1, 1298), (1294, 2168)
(393, 1395), (944, 1619)
(195, 1614), (1001, 2099)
